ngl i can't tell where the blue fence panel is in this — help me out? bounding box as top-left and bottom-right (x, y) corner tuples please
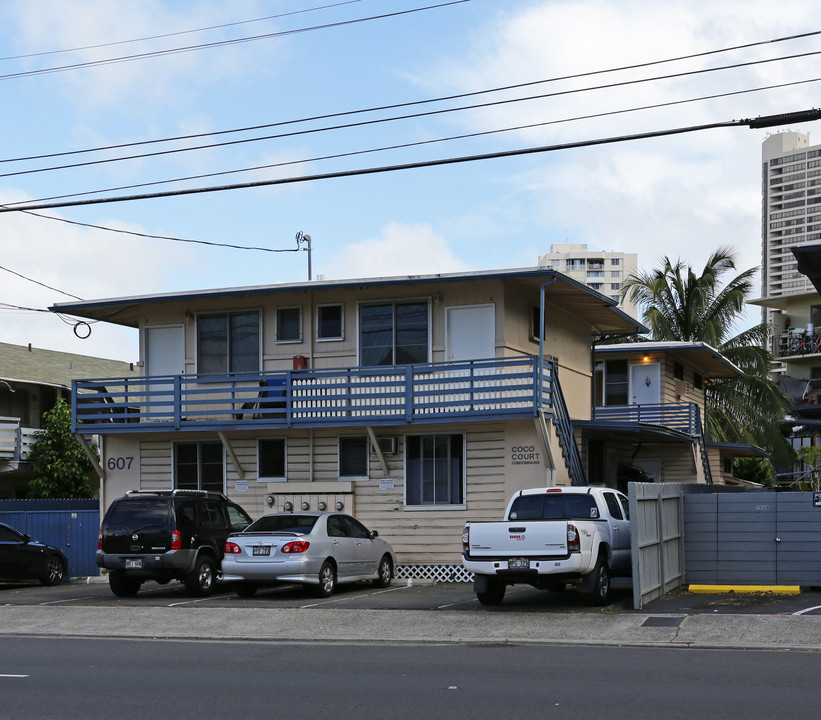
(0, 500), (100, 579)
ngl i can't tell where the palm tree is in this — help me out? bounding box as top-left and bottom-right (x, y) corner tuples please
(622, 246), (793, 469)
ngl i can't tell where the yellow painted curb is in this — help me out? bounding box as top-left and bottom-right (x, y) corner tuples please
(688, 585), (801, 595)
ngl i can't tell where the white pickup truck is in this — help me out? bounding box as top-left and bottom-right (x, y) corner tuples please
(461, 486), (631, 606)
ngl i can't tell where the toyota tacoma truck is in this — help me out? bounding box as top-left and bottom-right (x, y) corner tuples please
(461, 486), (631, 606)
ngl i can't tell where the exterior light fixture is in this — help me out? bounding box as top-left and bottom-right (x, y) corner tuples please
(301, 501), (310, 511)
(335, 501), (344, 511)
(317, 501), (327, 511)
(283, 501), (293, 512)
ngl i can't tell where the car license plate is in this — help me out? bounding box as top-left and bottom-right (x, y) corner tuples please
(125, 558), (143, 569)
(508, 558), (530, 570)
(252, 546), (271, 556)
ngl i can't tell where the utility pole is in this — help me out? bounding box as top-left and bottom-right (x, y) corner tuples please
(296, 231), (312, 280)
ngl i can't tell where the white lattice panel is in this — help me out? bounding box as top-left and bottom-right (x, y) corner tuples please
(395, 564), (472, 583)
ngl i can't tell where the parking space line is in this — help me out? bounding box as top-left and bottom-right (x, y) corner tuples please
(167, 593), (235, 607)
(0, 674), (29, 678)
(793, 605), (821, 615)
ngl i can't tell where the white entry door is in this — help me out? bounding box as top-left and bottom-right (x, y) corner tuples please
(629, 363), (661, 424)
(630, 363), (660, 405)
(145, 325), (185, 417)
(445, 304), (495, 362)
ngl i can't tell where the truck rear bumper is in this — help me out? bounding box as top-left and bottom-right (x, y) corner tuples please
(462, 553), (592, 579)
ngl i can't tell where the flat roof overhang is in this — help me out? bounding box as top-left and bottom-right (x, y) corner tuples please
(50, 266), (647, 337)
(594, 341), (743, 379)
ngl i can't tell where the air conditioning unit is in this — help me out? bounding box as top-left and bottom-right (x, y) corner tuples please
(674, 380), (686, 399)
(372, 437), (397, 455)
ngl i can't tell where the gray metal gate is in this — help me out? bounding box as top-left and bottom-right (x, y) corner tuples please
(683, 491), (821, 586)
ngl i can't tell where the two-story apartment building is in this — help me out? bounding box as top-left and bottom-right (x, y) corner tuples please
(579, 341), (761, 489)
(0, 342), (137, 498)
(52, 267), (649, 573)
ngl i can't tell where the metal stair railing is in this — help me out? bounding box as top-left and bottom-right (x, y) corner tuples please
(543, 359), (586, 486)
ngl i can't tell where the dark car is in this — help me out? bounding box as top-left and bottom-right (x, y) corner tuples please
(0, 521), (67, 586)
(97, 489), (253, 597)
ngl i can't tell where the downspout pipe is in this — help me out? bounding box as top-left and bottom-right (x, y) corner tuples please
(538, 277), (557, 410)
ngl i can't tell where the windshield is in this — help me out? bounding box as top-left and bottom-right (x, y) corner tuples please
(508, 493), (599, 521)
(246, 515), (319, 534)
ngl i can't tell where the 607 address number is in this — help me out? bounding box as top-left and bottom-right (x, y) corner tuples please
(107, 456), (134, 470)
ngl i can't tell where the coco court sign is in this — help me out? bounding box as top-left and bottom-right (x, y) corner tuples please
(510, 445), (541, 465)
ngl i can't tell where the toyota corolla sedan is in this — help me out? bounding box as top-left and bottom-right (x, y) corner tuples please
(0, 521), (67, 586)
(222, 512), (396, 598)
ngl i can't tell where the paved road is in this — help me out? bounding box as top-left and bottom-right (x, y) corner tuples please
(3, 636), (819, 720)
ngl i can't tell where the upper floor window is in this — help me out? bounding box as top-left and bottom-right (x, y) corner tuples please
(317, 304), (344, 341)
(674, 361), (684, 380)
(595, 359), (628, 406)
(694, 373), (703, 391)
(611, 258), (621, 266)
(360, 301), (428, 366)
(197, 311), (260, 373)
(276, 307), (302, 343)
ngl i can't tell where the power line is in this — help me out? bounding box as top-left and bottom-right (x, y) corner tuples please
(0, 264), (83, 300)
(2, 28), (817, 167)
(0, 1), (362, 62)
(4, 47), (821, 185)
(9, 74), (821, 210)
(5, 110), (817, 214)
(0, 1), (470, 81)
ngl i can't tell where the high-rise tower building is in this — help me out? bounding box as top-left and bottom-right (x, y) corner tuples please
(761, 131), (821, 301)
(538, 243), (638, 318)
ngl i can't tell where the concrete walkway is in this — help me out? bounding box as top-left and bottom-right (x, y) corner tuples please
(2, 604), (821, 650)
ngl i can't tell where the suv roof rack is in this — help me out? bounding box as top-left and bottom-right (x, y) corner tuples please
(123, 489), (229, 501)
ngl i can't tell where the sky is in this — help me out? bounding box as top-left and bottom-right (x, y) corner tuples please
(1, 0), (820, 363)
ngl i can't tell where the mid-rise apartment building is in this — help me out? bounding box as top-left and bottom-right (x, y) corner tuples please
(538, 243), (638, 318)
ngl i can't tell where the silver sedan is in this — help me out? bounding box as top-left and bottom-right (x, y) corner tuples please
(221, 512), (396, 598)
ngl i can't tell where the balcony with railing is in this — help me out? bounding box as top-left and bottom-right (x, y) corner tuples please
(0, 417), (37, 466)
(592, 403), (701, 436)
(71, 356), (559, 434)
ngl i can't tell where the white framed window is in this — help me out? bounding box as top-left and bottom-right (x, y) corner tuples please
(405, 433), (465, 509)
(258, 438), (286, 482)
(196, 311), (260, 373)
(276, 307), (302, 343)
(317, 304), (344, 341)
(174, 441), (225, 492)
(339, 435), (369, 480)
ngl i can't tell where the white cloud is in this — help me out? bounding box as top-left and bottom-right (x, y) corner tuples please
(319, 222), (472, 280)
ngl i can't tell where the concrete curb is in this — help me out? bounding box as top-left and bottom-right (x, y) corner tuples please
(2, 606), (821, 651)
(688, 585), (801, 595)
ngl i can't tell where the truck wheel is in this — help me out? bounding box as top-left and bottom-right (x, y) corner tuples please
(582, 556), (610, 606)
(476, 578), (506, 606)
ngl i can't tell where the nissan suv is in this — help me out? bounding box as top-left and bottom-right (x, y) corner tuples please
(97, 489), (253, 597)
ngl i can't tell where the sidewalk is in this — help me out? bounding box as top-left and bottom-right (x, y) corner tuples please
(2, 604), (821, 651)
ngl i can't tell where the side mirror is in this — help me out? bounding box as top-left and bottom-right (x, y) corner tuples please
(370, 530), (379, 538)
(22, 534), (31, 543)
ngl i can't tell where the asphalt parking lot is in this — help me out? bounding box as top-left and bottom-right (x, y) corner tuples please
(2, 577), (821, 615)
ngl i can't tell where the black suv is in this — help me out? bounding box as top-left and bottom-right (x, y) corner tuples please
(97, 489), (253, 597)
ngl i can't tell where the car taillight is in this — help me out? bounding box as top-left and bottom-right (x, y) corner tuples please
(281, 541), (310, 554)
(567, 523), (580, 553)
(224, 541), (241, 554)
(171, 530), (182, 550)
(462, 524), (470, 553)
(98, 530), (103, 550)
